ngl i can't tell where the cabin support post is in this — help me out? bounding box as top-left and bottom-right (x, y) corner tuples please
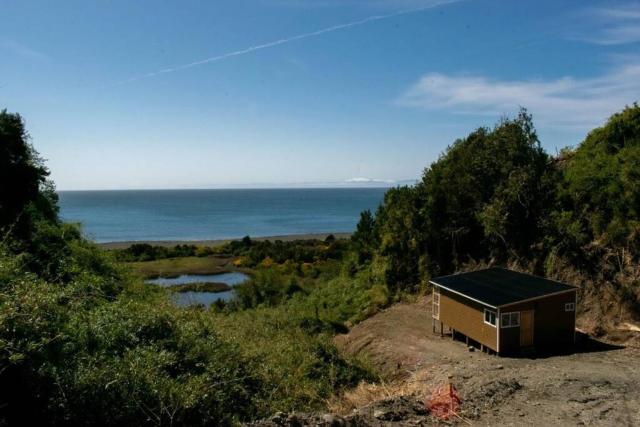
(465, 335), (469, 346)
(452, 329), (455, 340)
(481, 344), (484, 352)
(440, 321), (443, 337)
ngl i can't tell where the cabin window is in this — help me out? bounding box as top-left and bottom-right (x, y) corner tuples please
(484, 309), (496, 327)
(501, 312), (520, 328)
(432, 288), (440, 319)
(565, 302), (575, 312)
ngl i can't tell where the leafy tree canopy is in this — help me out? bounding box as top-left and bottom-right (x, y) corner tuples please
(0, 109), (58, 237)
(364, 109), (556, 289)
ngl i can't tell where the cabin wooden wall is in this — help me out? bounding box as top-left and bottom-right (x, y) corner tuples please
(499, 290), (576, 354)
(438, 288), (498, 351)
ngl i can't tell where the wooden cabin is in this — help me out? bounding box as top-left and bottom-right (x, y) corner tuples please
(430, 268), (577, 355)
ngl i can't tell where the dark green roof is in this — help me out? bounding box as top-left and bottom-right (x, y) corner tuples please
(431, 268), (576, 308)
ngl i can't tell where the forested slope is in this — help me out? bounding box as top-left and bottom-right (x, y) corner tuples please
(352, 105), (640, 332)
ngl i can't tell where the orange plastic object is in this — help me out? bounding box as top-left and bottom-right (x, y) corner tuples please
(426, 383), (461, 420)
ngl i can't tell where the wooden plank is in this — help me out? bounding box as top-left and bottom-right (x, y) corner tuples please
(439, 289), (497, 350)
(520, 310), (534, 347)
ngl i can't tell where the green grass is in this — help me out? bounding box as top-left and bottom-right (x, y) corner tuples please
(124, 251), (386, 416)
(212, 281), (380, 413)
(168, 281), (230, 293)
(128, 255), (235, 278)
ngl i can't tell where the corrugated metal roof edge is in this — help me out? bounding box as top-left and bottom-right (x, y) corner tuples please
(429, 280), (498, 309)
(492, 267), (579, 291)
(429, 278), (579, 310)
(431, 267), (577, 289)
(497, 288), (578, 308)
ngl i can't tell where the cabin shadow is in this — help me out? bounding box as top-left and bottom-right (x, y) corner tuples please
(449, 330), (624, 359)
(565, 331), (625, 355)
(506, 331), (624, 359)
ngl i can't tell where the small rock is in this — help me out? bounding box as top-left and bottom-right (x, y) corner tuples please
(468, 346), (475, 352)
(271, 411), (286, 422)
(373, 409), (385, 419)
(495, 365), (504, 370)
(286, 414), (300, 426)
(321, 413), (346, 426)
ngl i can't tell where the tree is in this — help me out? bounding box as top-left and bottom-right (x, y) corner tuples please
(376, 186), (425, 292)
(351, 210), (377, 263)
(366, 109), (556, 292)
(552, 104), (640, 268)
(0, 109), (58, 239)
(416, 109), (553, 269)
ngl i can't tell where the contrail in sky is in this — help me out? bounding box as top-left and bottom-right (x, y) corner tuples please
(115, 1), (455, 85)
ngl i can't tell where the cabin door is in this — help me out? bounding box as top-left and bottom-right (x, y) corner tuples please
(520, 310), (534, 347)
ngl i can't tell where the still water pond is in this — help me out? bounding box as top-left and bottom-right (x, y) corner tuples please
(146, 272), (249, 307)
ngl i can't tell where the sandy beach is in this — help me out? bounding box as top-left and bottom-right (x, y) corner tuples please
(99, 232), (352, 249)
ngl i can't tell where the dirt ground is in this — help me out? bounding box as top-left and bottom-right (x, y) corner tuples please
(328, 297), (640, 426)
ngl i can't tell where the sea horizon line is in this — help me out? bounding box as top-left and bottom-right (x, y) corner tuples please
(56, 184), (410, 192)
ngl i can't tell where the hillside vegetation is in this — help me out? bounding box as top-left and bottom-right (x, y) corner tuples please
(352, 105), (640, 331)
(0, 110), (378, 425)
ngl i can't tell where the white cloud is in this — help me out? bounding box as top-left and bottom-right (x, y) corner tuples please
(346, 177), (395, 184)
(0, 40), (47, 61)
(397, 60), (640, 129)
(597, 4), (640, 20)
(575, 4), (640, 45)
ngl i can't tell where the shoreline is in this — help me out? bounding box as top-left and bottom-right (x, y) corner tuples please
(99, 232), (352, 249)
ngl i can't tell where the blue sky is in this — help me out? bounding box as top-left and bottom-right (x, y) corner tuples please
(2, 0), (639, 190)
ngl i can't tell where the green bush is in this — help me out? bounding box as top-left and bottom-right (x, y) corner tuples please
(0, 253), (262, 425)
(64, 303), (260, 425)
(222, 237), (349, 267)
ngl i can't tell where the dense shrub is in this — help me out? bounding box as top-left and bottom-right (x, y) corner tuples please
(114, 243), (215, 262)
(224, 235), (348, 267)
(213, 272), (380, 414)
(0, 247), (265, 425)
(64, 302), (260, 425)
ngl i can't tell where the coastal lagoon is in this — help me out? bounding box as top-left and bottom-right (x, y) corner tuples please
(146, 272), (250, 306)
(58, 188), (387, 243)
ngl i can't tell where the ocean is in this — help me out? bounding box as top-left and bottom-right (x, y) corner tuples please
(58, 188), (387, 243)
